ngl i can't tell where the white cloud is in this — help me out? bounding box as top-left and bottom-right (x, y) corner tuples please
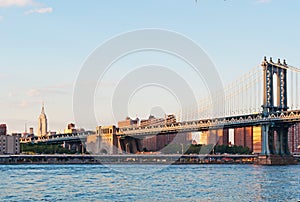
(27, 89), (41, 97)
(0, 16), (3, 21)
(0, 0), (34, 7)
(26, 87), (69, 97)
(18, 100), (29, 108)
(25, 7), (52, 15)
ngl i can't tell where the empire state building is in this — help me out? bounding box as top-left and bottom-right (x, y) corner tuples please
(37, 104), (48, 137)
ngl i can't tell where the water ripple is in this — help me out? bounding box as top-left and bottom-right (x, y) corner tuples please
(0, 164), (299, 201)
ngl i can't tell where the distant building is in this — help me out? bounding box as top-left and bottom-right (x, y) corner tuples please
(140, 114), (177, 127)
(289, 123), (300, 154)
(48, 131), (57, 136)
(29, 127), (34, 135)
(0, 134), (20, 154)
(64, 123), (76, 134)
(199, 131), (208, 145)
(140, 115), (163, 127)
(37, 104), (48, 137)
(253, 126), (262, 154)
(118, 117), (139, 128)
(0, 124), (7, 136)
(199, 130), (221, 145)
(234, 127), (253, 151)
(165, 114), (176, 125)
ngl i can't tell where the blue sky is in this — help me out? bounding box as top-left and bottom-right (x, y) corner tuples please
(0, 0), (299, 133)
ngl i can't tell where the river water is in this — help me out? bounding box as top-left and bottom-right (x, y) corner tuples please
(0, 164), (299, 201)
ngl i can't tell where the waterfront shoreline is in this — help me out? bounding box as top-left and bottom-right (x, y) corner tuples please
(0, 154), (299, 165)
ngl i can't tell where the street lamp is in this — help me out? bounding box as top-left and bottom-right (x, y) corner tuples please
(125, 143), (129, 154)
(180, 143), (184, 155)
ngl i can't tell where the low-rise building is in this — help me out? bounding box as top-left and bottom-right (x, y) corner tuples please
(0, 124), (7, 136)
(140, 114), (177, 127)
(0, 134), (20, 154)
(64, 123), (76, 134)
(140, 115), (165, 127)
(118, 117), (139, 128)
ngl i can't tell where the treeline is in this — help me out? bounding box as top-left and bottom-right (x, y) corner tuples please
(22, 143), (251, 155)
(160, 144), (251, 155)
(21, 143), (77, 154)
(214, 145), (251, 154)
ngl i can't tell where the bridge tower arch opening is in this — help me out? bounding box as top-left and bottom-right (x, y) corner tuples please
(262, 57), (288, 115)
(273, 73), (279, 107)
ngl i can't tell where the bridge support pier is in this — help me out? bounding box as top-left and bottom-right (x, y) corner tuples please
(261, 124), (270, 155)
(257, 123), (297, 165)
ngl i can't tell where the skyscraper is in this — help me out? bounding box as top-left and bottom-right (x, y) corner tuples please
(37, 104), (48, 137)
(0, 124), (7, 136)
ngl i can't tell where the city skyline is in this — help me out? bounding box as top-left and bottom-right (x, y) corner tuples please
(1, 1), (299, 201)
(1, 0), (300, 133)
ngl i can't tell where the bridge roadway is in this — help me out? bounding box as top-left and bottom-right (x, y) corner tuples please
(119, 110), (300, 137)
(20, 131), (95, 144)
(20, 110), (300, 144)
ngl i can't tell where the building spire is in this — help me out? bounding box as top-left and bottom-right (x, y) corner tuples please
(41, 102), (45, 114)
(38, 102), (48, 137)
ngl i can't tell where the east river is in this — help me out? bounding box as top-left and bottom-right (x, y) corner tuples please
(0, 164), (299, 201)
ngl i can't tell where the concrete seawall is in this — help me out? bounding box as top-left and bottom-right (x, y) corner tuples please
(1, 154), (299, 165)
(0, 154), (256, 165)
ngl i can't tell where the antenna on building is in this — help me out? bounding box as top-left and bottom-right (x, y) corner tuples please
(41, 101), (45, 113)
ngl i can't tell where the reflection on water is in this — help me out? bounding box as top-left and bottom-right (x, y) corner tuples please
(0, 164), (299, 201)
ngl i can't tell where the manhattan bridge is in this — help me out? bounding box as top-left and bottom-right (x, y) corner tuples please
(22, 57), (300, 164)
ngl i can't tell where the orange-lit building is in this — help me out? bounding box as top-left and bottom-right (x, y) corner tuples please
(200, 129), (229, 146)
(234, 127), (253, 151)
(64, 123), (76, 134)
(140, 133), (177, 152)
(216, 129), (229, 146)
(253, 126), (262, 153)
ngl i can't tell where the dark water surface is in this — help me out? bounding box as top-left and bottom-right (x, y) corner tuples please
(0, 164), (299, 201)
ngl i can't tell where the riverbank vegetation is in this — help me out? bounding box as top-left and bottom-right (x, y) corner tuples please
(21, 143), (77, 154)
(160, 144), (251, 155)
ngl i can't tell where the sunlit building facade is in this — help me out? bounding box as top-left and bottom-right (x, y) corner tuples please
(252, 126), (262, 153)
